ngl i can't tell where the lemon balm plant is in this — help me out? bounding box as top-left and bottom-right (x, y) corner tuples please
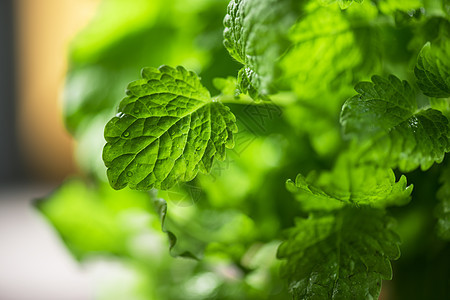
(38, 0), (449, 299)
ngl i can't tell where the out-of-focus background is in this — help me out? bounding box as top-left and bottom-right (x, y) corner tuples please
(2, 1), (449, 299)
(1, 1), (99, 299)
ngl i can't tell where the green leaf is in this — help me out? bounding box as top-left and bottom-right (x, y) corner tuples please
(377, 0), (423, 14)
(280, 1), (380, 100)
(223, 0), (298, 99)
(287, 154), (412, 212)
(339, 0), (363, 8)
(341, 74), (450, 172)
(317, 0), (363, 9)
(153, 197), (200, 259)
(103, 65), (237, 190)
(277, 207), (401, 300)
(311, 0), (364, 9)
(63, 0), (240, 180)
(154, 187), (258, 259)
(436, 163), (450, 240)
(415, 39), (450, 98)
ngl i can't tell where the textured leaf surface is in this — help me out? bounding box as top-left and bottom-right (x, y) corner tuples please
(287, 155), (412, 212)
(103, 65), (237, 190)
(341, 75), (450, 172)
(437, 164), (450, 240)
(415, 39), (450, 98)
(223, 0), (297, 99)
(277, 207), (401, 300)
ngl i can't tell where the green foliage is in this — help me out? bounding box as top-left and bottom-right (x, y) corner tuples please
(35, 179), (155, 259)
(280, 0), (380, 100)
(415, 39), (450, 98)
(223, 0), (298, 99)
(64, 0), (240, 179)
(277, 207), (400, 300)
(318, 0), (364, 9)
(287, 154), (413, 212)
(37, 0), (450, 299)
(341, 75), (450, 172)
(103, 65), (237, 190)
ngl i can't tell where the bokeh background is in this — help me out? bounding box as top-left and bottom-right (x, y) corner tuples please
(1, 1), (449, 299)
(1, 1), (102, 299)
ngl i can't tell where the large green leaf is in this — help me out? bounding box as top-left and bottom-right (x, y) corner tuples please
(103, 65), (237, 190)
(63, 0), (239, 180)
(341, 75), (450, 172)
(277, 207), (401, 300)
(287, 155), (413, 212)
(415, 39), (450, 98)
(223, 0), (298, 99)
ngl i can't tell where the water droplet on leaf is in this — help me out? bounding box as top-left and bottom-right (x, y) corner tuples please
(123, 131), (130, 137)
(126, 171), (133, 177)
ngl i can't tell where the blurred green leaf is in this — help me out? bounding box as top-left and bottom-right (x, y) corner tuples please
(377, 0), (423, 14)
(35, 179), (158, 260)
(436, 163), (450, 240)
(280, 1), (380, 100)
(277, 207), (401, 300)
(318, 0), (364, 9)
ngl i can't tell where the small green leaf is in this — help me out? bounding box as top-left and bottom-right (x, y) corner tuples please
(341, 75), (450, 172)
(103, 65), (237, 190)
(415, 39), (450, 98)
(436, 163), (450, 240)
(287, 154), (412, 212)
(277, 207), (401, 300)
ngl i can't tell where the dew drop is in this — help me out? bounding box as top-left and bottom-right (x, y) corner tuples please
(134, 109), (140, 114)
(123, 131), (130, 137)
(126, 171), (133, 177)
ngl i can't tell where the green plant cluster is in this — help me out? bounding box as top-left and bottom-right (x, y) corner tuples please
(38, 0), (449, 299)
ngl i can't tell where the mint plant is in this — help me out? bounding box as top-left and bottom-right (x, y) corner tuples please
(38, 0), (449, 299)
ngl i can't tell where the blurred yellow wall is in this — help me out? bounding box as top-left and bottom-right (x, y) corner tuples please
(15, 0), (100, 182)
